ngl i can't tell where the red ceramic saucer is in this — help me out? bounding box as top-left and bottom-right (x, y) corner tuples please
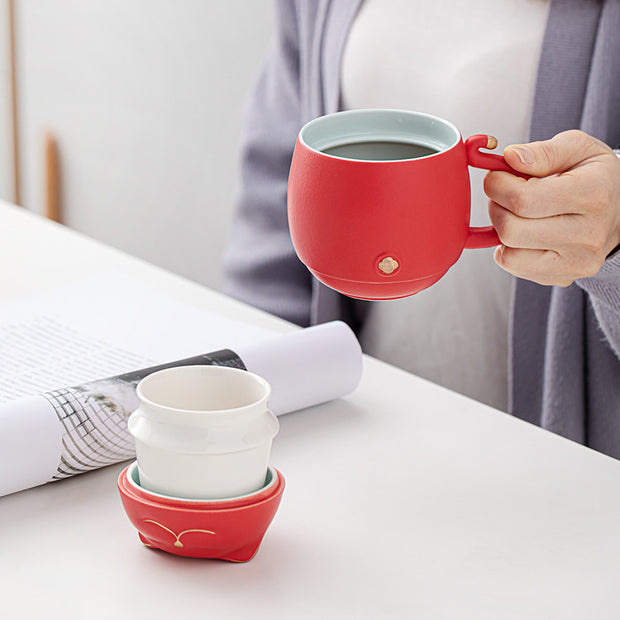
(118, 462), (285, 562)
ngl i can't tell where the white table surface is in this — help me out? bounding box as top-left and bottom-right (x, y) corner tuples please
(2, 201), (620, 620)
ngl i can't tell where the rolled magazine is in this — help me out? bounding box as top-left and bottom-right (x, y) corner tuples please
(0, 321), (362, 497)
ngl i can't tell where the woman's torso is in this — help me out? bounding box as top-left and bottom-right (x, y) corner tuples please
(341, 0), (551, 409)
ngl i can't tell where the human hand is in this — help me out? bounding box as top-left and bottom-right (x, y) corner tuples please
(483, 130), (620, 286)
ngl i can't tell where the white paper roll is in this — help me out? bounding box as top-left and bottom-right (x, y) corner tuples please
(234, 321), (363, 416)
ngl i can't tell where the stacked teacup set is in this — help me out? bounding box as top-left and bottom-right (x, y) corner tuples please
(118, 364), (282, 562)
(120, 107), (520, 561)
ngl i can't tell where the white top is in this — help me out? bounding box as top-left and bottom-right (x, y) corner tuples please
(341, 0), (550, 410)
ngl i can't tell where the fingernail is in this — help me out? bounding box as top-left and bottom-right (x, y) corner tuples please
(509, 146), (535, 166)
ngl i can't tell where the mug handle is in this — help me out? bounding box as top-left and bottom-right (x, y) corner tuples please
(463, 134), (530, 249)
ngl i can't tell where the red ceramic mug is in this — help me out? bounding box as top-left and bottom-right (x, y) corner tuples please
(287, 109), (527, 300)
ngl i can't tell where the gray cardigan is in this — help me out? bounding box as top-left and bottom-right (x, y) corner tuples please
(224, 0), (620, 458)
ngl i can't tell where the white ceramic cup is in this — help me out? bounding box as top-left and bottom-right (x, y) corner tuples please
(127, 365), (279, 500)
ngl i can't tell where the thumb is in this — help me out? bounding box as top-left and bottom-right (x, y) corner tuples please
(503, 129), (608, 177)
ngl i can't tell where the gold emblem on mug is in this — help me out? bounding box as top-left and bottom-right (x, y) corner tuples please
(378, 256), (399, 275)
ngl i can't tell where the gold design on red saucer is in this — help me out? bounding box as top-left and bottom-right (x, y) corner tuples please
(144, 519), (215, 548)
(378, 256), (399, 275)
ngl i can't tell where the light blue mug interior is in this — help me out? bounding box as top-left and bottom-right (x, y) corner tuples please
(129, 461), (275, 502)
(300, 109), (461, 160)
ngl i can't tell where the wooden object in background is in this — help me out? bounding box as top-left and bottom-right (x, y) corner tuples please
(8, 0), (20, 205)
(45, 133), (61, 223)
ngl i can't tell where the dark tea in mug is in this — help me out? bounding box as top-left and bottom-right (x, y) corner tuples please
(321, 140), (439, 161)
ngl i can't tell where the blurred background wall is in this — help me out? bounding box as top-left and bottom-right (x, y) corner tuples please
(0, 0), (275, 290)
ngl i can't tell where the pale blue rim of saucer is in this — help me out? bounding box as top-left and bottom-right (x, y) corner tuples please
(126, 461), (277, 503)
